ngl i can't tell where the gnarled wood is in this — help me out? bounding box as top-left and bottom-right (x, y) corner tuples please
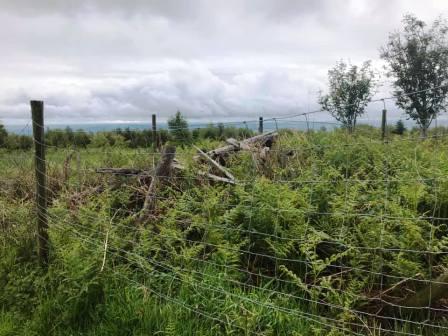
(96, 168), (148, 176)
(138, 145), (176, 223)
(205, 131), (277, 160)
(193, 145), (235, 181)
(96, 164), (236, 185)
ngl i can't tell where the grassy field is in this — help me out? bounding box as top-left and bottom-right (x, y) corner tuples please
(2, 127), (448, 335)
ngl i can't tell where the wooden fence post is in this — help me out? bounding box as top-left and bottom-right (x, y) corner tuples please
(381, 108), (387, 141)
(258, 116), (263, 134)
(152, 114), (157, 151)
(31, 100), (49, 265)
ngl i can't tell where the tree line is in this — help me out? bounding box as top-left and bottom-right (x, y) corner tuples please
(0, 112), (253, 150)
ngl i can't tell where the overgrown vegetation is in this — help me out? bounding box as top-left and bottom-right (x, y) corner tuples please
(2, 11), (448, 336)
(2, 125), (448, 335)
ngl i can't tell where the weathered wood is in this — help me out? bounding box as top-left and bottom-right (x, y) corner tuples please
(96, 168), (147, 176)
(152, 114), (158, 151)
(197, 171), (236, 184)
(205, 131), (278, 160)
(96, 164), (236, 185)
(173, 162), (236, 184)
(31, 100), (49, 266)
(242, 131), (277, 145)
(381, 108), (387, 141)
(63, 151), (75, 184)
(259, 147), (270, 161)
(138, 145), (176, 223)
(225, 138), (240, 147)
(193, 145), (235, 181)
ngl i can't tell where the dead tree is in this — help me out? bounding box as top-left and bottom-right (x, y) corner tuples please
(193, 145), (235, 182)
(203, 131), (277, 162)
(137, 144), (176, 223)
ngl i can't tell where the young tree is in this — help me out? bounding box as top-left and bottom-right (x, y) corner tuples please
(167, 111), (192, 146)
(319, 60), (376, 133)
(392, 119), (406, 135)
(381, 14), (448, 137)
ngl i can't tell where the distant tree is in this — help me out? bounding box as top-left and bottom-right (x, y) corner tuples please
(392, 120), (406, 135)
(202, 123), (219, 140)
(217, 122), (225, 139)
(319, 60), (376, 133)
(381, 14), (448, 138)
(65, 126), (74, 143)
(73, 129), (91, 148)
(0, 123), (8, 147)
(5, 134), (32, 150)
(167, 111), (192, 146)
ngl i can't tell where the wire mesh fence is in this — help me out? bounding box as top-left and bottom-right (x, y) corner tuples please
(2, 91), (448, 334)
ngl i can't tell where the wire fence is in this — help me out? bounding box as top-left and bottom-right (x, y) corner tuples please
(2, 89), (448, 335)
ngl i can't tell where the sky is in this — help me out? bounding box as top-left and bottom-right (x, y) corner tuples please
(0, 0), (447, 125)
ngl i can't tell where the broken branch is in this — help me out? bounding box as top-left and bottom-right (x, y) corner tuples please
(193, 144), (236, 181)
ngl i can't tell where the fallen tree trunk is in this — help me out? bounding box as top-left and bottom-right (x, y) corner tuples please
(204, 131), (277, 160)
(96, 168), (149, 176)
(138, 145), (176, 223)
(95, 164), (236, 185)
(174, 162), (236, 185)
(193, 145), (236, 182)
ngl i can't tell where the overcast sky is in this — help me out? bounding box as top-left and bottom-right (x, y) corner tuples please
(0, 0), (447, 125)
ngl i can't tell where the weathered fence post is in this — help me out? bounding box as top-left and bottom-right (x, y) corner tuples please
(258, 116), (263, 134)
(138, 144), (176, 224)
(381, 101), (387, 141)
(31, 100), (49, 265)
(152, 114), (157, 151)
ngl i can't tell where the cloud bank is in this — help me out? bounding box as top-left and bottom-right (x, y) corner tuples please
(0, 0), (447, 124)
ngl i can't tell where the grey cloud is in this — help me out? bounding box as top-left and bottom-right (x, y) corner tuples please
(0, 0), (447, 124)
(0, 62), (318, 123)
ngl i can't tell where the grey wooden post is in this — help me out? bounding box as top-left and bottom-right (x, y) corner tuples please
(381, 108), (387, 141)
(31, 100), (49, 265)
(152, 114), (157, 151)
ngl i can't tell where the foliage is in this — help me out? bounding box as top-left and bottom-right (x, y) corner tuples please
(392, 119), (406, 135)
(0, 122), (251, 150)
(319, 60), (376, 132)
(2, 128), (448, 335)
(4, 134), (33, 150)
(168, 111), (192, 147)
(381, 14), (448, 137)
(192, 123), (254, 141)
